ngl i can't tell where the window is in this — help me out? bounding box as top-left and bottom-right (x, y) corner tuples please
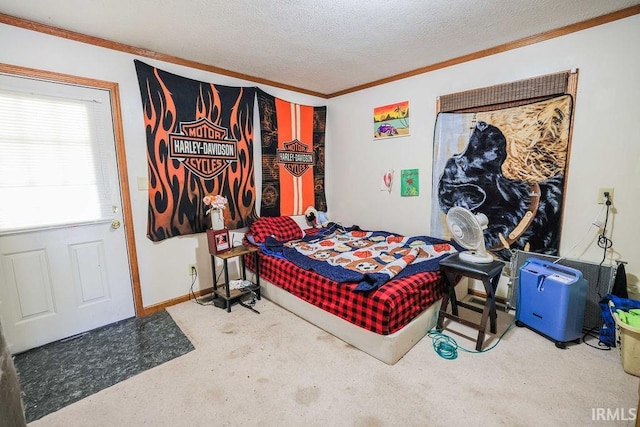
(0, 74), (117, 233)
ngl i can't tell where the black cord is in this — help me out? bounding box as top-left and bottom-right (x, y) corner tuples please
(189, 267), (201, 303)
(239, 289), (260, 314)
(190, 266), (223, 306)
(594, 195), (613, 299)
(580, 194), (614, 351)
(597, 197), (613, 253)
(581, 326), (611, 351)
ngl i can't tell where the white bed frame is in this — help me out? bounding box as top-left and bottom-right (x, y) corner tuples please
(240, 217), (465, 364)
(246, 269), (452, 365)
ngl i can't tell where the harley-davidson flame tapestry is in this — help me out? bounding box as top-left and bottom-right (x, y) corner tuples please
(134, 60), (257, 241)
(256, 89), (327, 217)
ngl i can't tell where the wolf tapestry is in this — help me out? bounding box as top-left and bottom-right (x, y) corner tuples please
(431, 95), (573, 256)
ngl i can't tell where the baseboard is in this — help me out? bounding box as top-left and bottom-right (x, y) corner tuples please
(141, 287), (214, 315)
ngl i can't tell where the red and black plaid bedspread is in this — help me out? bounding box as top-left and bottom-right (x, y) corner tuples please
(245, 251), (447, 335)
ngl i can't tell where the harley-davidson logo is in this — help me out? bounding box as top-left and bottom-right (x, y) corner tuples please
(168, 118), (238, 179)
(277, 139), (315, 178)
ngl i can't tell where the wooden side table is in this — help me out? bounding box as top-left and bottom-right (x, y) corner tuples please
(436, 252), (504, 351)
(206, 230), (260, 312)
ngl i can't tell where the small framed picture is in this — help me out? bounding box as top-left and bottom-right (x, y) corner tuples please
(373, 100), (410, 140)
(208, 228), (230, 254)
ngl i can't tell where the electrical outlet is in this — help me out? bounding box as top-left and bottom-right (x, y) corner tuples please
(188, 264), (197, 276)
(597, 187), (614, 204)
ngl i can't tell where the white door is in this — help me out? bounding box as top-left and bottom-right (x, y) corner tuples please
(0, 71), (135, 354)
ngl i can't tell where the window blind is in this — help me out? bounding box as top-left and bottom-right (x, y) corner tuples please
(438, 71), (571, 112)
(0, 79), (116, 233)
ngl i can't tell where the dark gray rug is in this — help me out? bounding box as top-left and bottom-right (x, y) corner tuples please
(13, 310), (194, 423)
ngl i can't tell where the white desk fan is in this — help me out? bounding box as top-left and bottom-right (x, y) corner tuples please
(446, 206), (493, 264)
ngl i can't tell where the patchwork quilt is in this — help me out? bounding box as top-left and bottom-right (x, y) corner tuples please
(280, 225), (459, 291)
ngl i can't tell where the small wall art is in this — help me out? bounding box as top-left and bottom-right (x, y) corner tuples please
(380, 169), (394, 193)
(401, 169), (419, 196)
(373, 100), (410, 139)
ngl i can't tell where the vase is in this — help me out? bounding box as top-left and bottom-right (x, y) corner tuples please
(211, 209), (225, 230)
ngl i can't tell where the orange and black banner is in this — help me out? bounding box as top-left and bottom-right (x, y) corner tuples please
(134, 60), (257, 241)
(257, 89), (326, 217)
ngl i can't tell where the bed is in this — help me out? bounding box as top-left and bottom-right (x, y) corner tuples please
(242, 216), (459, 364)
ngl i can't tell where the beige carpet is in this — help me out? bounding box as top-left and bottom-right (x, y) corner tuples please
(30, 297), (638, 426)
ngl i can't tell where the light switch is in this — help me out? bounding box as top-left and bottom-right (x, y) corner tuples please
(137, 176), (148, 191)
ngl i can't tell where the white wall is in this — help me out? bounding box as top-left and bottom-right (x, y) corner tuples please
(0, 23), (325, 307)
(2, 14), (639, 308)
(327, 15), (640, 294)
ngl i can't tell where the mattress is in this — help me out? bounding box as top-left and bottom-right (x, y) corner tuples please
(245, 250), (447, 335)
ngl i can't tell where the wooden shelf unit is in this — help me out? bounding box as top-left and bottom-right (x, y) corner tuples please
(206, 231), (261, 312)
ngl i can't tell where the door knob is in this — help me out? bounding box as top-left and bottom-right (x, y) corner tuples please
(111, 220), (121, 229)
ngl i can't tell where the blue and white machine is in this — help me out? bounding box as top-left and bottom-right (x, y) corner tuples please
(516, 257), (587, 348)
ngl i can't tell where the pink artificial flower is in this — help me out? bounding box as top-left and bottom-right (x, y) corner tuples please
(203, 194), (228, 214)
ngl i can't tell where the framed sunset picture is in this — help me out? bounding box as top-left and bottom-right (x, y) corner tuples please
(373, 100), (410, 139)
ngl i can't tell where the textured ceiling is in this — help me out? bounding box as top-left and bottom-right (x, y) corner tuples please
(1, 0), (639, 96)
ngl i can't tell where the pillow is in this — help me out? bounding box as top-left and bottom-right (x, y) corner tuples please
(247, 216), (303, 244)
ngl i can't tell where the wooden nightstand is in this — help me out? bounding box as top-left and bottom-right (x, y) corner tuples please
(436, 252), (504, 351)
(206, 231), (261, 312)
